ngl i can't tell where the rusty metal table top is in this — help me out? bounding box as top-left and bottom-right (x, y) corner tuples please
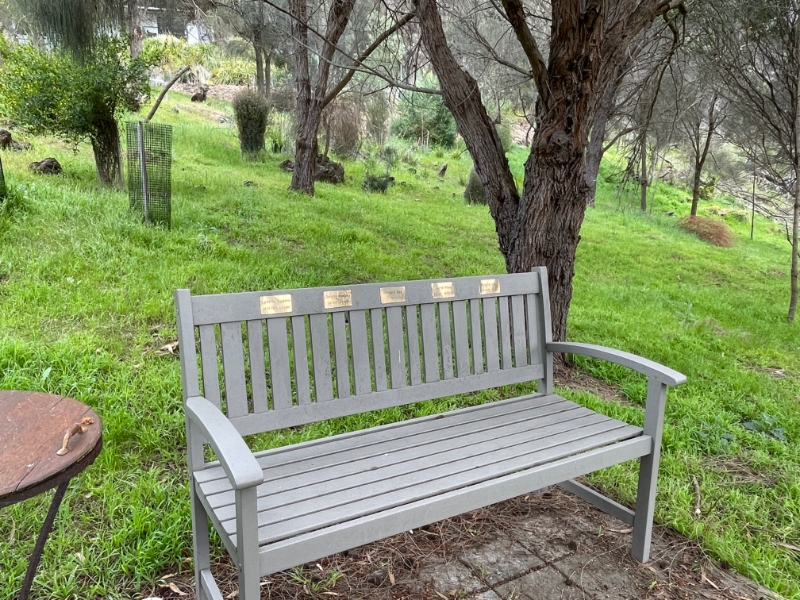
(0, 390), (102, 508)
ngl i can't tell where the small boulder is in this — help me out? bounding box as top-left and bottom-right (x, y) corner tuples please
(315, 155), (345, 184)
(437, 163), (448, 178)
(11, 140), (31, 152)
(29, 157), (62, 175)
(279, 159), (294, 172)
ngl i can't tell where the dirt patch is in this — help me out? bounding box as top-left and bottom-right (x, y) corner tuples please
(170, 83), (248, 103)
(701, 455), (779, 488)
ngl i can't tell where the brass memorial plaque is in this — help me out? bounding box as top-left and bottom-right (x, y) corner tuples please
(260, 294), (293, 315)
(479, 279), (501, 295)
(380, 286), (407, 304)
(431, 282), (455, 299)
(324, 290), (353, 309)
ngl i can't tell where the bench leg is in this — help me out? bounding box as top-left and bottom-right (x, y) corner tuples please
(631, 379), (667, 563)
(236, 487), (261, 600)
(190, 486), (212, 600)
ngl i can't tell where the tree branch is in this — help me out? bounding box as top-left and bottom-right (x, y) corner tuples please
(323, 10), (416, 108)
(145, 65), (190, 123)
(500, 0), (550, 107)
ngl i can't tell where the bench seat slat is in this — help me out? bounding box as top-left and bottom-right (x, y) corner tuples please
(194, 393), (564, 489)
(202, 408), (642, 543)
(249, 437), (651, 576)
(205, 409), (606, 517)
(197, 397), (579, 495)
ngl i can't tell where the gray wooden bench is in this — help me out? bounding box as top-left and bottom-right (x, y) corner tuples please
(174, 267), (685, 600)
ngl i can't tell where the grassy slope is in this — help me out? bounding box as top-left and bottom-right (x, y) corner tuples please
(0, 94), (798, 599)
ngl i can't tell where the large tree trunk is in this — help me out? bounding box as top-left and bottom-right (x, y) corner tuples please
(264, 50), (272, 103)
(690, 161), (702, 216)
(90, 119), (123, 188)
(255, 42), (266, 98)
(415, 0), (681, 342)
(289, 0), (356, 194)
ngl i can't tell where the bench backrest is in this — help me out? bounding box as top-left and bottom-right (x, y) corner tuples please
(175, 268), (553, 436)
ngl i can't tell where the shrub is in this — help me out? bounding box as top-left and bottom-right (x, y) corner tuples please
(0, 35), (151, 186)
(677, 216), (733, 247)
(211, 58), (255, 85)
(233, 89), (269, 158)
(391, 78), (456, 148)
(464, 168), (487, 205)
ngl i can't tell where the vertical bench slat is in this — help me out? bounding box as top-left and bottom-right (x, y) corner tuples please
(386, 306), (407, 388)
(470, 300), (484, 375)
(370, 309), (388, 392)
(247, 320), (269, 413)
(267, 318), (293, 410)
(332, 312), (352, 398)
(439, 302), (455, 379)
(526, 294), (541, 366)
(452, 300), (470, 377)
(291, 316), (312, 405)
(482, 298), (500, 373)
(349, 311), (372, 395)
(220, 322), (249, 418)
(498, 297), (513, 369)
(511, 295), (528, 367)
(420, 304), (440, 383)
(310, 314), (334, 402)
(199, 324), (221, 408)
(406, 306), (422, 386)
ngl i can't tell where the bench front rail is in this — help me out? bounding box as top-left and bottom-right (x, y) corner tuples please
(174, 268), (685, 600)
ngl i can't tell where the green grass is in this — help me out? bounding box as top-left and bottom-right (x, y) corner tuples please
(1, 94), (799, 599)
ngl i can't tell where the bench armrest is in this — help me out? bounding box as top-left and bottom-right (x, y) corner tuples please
(185, 396), (263, 490)
(546, 342), (686, 387)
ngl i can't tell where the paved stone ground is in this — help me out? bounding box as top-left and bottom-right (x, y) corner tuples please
(148, 487), (783, 600)
(410, 488), (782, 600)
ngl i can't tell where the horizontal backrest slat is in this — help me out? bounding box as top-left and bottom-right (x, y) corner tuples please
(190, 274), (539, 325)
(179, 272), (550, 433)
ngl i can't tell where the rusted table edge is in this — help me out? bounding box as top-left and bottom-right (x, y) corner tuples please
(0, 438), (103, 509)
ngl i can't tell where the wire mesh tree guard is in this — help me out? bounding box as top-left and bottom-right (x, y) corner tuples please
(126, 121), (172, 227)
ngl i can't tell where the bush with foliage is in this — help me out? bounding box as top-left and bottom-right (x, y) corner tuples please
(366, 93), (391, 145)
(391, 80), (457, 148)
(233, 88), (269, 158)
(0, 35), (151, 186)
(211, 58), (256, 86)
